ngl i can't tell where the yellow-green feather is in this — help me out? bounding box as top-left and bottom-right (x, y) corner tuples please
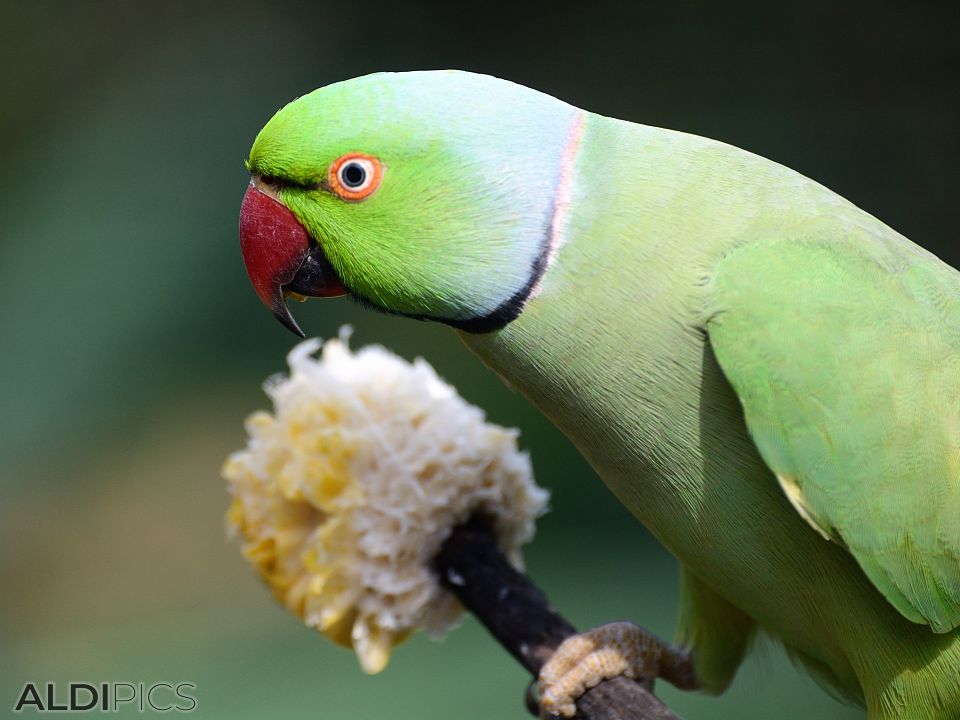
(461, 110), (960, 718)
(706, 233), (960, 633)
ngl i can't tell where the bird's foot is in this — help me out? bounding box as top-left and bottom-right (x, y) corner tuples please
(536, 621), (698, 719)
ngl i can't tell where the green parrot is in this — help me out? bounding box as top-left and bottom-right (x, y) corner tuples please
(238, 70), (960, 719)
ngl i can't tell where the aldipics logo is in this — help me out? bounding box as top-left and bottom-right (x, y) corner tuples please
(13, 682), (197, 713)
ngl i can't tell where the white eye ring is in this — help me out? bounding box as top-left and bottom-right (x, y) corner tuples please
(337, 158), (375, 192)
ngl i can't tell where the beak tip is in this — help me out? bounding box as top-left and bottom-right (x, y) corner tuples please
(269, 292), (307, 338)
(278, 313), (307, 338)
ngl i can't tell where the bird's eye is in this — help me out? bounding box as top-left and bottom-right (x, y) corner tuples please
(340, 162), (366, 188)
(329, 153), (383, 201)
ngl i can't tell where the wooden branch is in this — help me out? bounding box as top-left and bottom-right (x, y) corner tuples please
(434, 517), (684, 720)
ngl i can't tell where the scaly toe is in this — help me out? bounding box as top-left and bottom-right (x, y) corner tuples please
(536, 621), (696, 718)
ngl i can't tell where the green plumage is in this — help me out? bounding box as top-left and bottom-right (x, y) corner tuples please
(708, 236), (960, 633)
(246, 71), (960, 718)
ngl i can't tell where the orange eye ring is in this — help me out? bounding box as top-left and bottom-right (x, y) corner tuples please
(328, 153), (383, 201)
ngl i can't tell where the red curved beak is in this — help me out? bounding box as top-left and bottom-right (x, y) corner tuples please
(239, 179), (346, 337)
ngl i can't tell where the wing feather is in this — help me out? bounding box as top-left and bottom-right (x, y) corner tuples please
(706, 234), (960, 632)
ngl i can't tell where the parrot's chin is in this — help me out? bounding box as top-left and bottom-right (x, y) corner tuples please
(240, 178), (348, 337)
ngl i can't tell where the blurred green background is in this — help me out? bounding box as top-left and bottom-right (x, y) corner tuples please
(2, 2), (957, 718)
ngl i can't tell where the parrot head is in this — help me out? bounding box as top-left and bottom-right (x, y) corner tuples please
(239, 70), (578, 336)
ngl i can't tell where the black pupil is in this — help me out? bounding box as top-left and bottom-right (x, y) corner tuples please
(342, 162), (366, 188)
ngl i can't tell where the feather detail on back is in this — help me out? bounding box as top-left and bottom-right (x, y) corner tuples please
(707, 233), (960, 633)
